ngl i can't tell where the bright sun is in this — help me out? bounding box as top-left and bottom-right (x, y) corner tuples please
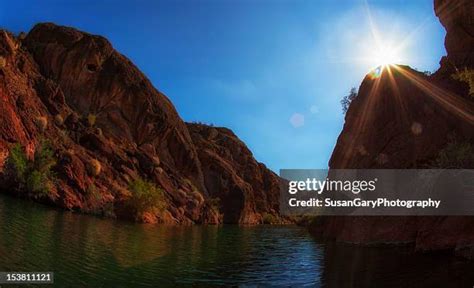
(360, 3), (410, 73)
(367, 42), (401, 78)
(365, 38), (406, 79)
(365, 41), (403, 79)
(373, 44), (400, 68)
(331, 2), (415, 77)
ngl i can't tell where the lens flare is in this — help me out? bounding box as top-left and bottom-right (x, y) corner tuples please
(369, 66), (383, 79)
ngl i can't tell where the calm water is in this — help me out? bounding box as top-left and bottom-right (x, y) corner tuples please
(0, 193), (474, 287)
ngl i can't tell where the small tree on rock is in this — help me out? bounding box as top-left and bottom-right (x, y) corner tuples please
(341, 87), (358, 114)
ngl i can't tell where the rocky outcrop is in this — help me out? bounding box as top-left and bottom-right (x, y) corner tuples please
(435, 0), (474, 70)
(0, 23), (282, 224)
(187, 123), (283, 224)
(310, 0), (474, 256)
(329, 65), (474, 170)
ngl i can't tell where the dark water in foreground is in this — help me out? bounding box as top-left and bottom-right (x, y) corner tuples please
(0, 193), (474, 287)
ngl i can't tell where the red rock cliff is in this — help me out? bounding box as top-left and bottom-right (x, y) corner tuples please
(311, 0), (474, 258)
(187, 123), (281, 224)
(0, 23), (283, 224)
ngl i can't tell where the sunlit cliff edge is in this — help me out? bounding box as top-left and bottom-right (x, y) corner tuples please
(310, 0), (474, 258)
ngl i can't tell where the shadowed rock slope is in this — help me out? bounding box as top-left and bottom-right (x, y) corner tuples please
(310, 0), (474, 258)
(0, 23), (283, 224)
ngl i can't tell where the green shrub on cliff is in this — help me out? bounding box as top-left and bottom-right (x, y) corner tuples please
(262, 213), (277, 224)
(6, 143), (28, 183)
(27, 140), (56, 198)
(432, 139), (474, 168)
(86, 183), (103, 205)
(128, 178), (166, 217)
(452, 68), (474, 97)
(33, 141), (56, 173)
(5, 141), (56, 199)
(85, 184), (104, 214)
(26, 170), (51, 198)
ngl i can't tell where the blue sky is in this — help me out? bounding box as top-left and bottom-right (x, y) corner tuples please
(1, 0), (446, 172)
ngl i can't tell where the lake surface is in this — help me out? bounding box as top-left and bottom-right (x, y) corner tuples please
(0, 193), (474, 287)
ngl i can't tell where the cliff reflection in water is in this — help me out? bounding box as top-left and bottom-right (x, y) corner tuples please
(0, 193), (322, 287)
(1, 193), (474, 287)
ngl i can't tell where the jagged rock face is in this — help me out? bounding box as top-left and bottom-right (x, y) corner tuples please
(435, 0), (474, 69)
(329, 65), (474, 169)
(0, 23), (282, 225)
(332, 0), (474, 171)
(312, 0), (474, 254)
(187, 124), (282, 224)
(24, 23), (205, 193)
(317, 64), (474, 251)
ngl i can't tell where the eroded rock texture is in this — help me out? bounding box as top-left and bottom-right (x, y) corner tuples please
(311, 0), (474, 257)
(0, 23), (283, 224)
(187, 123), (281, 224)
